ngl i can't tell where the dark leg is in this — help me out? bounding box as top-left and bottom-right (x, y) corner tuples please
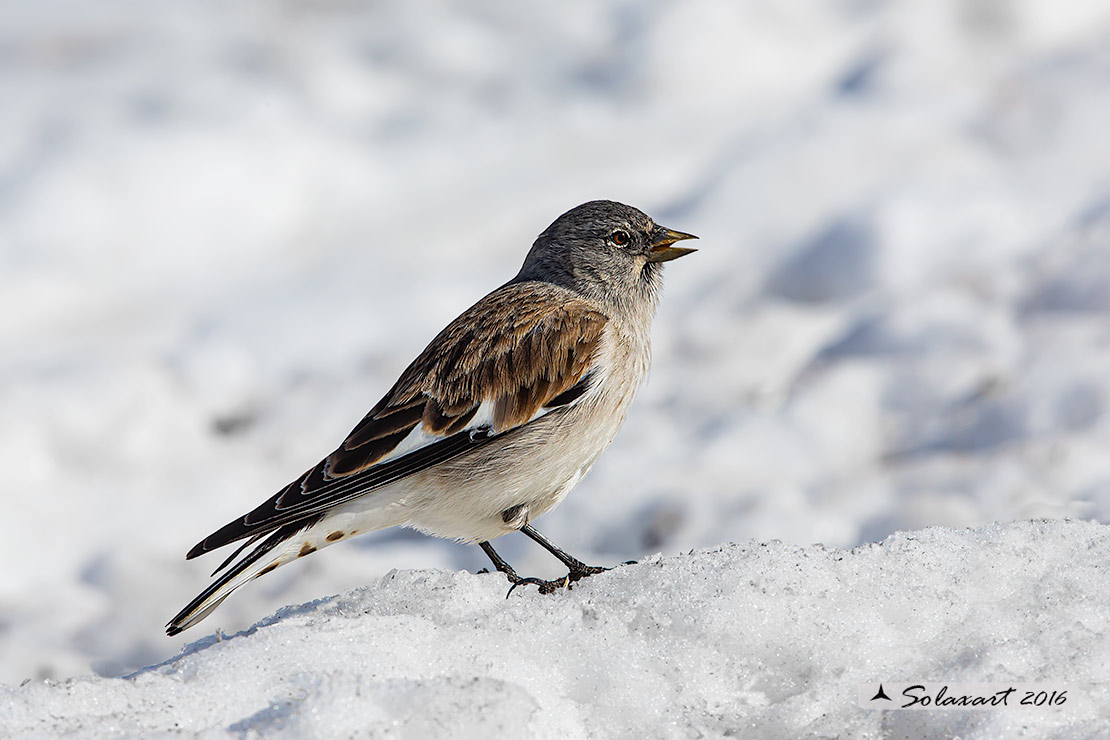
(479, 541), (522, 580)
(503, 524), (609, 594)
(477, 526), (612, 596)
(478, 540), (562, 596)
(520, 524), (608, 577)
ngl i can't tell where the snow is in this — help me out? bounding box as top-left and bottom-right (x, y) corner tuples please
(4, 521), (1108, 738)
(3, 0), (1110, 735)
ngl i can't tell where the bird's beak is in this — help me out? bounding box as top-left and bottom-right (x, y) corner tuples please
(647, 226), (699, 263)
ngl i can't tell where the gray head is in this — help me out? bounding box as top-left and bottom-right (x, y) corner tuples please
(515, 200), (697, 312)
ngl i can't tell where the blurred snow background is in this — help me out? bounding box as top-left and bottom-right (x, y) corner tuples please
(2, 0), (1110, 687)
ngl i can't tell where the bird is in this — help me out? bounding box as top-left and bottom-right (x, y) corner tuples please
(167, 200), (697, 636)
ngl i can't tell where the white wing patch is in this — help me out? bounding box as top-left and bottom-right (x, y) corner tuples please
(375, 402), (500, 466)
(376, 392), (579, 468)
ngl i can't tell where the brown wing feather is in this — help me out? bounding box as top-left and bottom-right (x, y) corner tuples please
(328, 281), (606, 477)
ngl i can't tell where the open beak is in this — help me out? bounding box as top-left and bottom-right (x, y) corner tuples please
(647, 226), (698, 263)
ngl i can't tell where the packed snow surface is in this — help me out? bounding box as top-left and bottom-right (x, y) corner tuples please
(3, 521), (1108, 738)
(3, 0), (1110, 735)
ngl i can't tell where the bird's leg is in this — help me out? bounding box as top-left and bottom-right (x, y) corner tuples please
(480, 523), (611, 596)
(479, 541), (523, 580)
(477, 506), (531, 578)
(479, 539), (521, 576)
(518, 523), (609, 590)
(478, 540), (563, 596)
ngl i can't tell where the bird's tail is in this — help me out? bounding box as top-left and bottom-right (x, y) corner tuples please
(167, 499), (414, 636)
(166, 521), (315, 636)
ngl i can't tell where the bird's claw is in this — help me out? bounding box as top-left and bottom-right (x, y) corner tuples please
(503, 565), (608, 598)
(505, 575), (564, 598)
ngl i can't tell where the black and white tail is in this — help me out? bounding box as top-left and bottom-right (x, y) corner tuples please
(166, 520), (316, 636)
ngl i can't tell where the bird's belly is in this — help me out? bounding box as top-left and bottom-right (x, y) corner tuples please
(398, 402), (625, 543)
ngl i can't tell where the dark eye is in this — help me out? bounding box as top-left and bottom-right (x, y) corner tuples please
(610, 230), (631, 246)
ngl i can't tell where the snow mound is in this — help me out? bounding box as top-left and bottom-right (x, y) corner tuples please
(4, 520), (1107, 738)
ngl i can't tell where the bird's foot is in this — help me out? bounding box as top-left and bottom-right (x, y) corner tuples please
(569, 564), (610, 580)
(504, 564), (609, 597)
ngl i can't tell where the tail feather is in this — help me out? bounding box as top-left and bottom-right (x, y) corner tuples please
(169, 497), (411, 636)
(210, 532), (266, 577)
(166, 520), (315, 636)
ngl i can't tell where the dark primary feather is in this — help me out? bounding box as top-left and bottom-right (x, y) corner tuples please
(167, 520), (316, 636)
(187, 426), (495, 561)
(186, 282), (607, 561)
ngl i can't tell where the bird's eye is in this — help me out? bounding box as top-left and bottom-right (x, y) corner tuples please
(610, 230), (631, 246)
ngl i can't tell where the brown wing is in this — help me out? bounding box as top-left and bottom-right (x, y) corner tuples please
(187, 281), (607, 559)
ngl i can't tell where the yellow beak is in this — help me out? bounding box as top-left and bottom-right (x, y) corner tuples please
(647, 226), (698, 263)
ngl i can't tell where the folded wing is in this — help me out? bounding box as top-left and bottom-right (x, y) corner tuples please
(186, 282), (608, 562)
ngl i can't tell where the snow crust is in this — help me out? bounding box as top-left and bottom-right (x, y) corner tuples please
(3, 0), (1110, 735)
(4, 521), (1108, 738)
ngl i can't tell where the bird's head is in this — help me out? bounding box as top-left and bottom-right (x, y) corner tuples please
(519, 200), (698, 310)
